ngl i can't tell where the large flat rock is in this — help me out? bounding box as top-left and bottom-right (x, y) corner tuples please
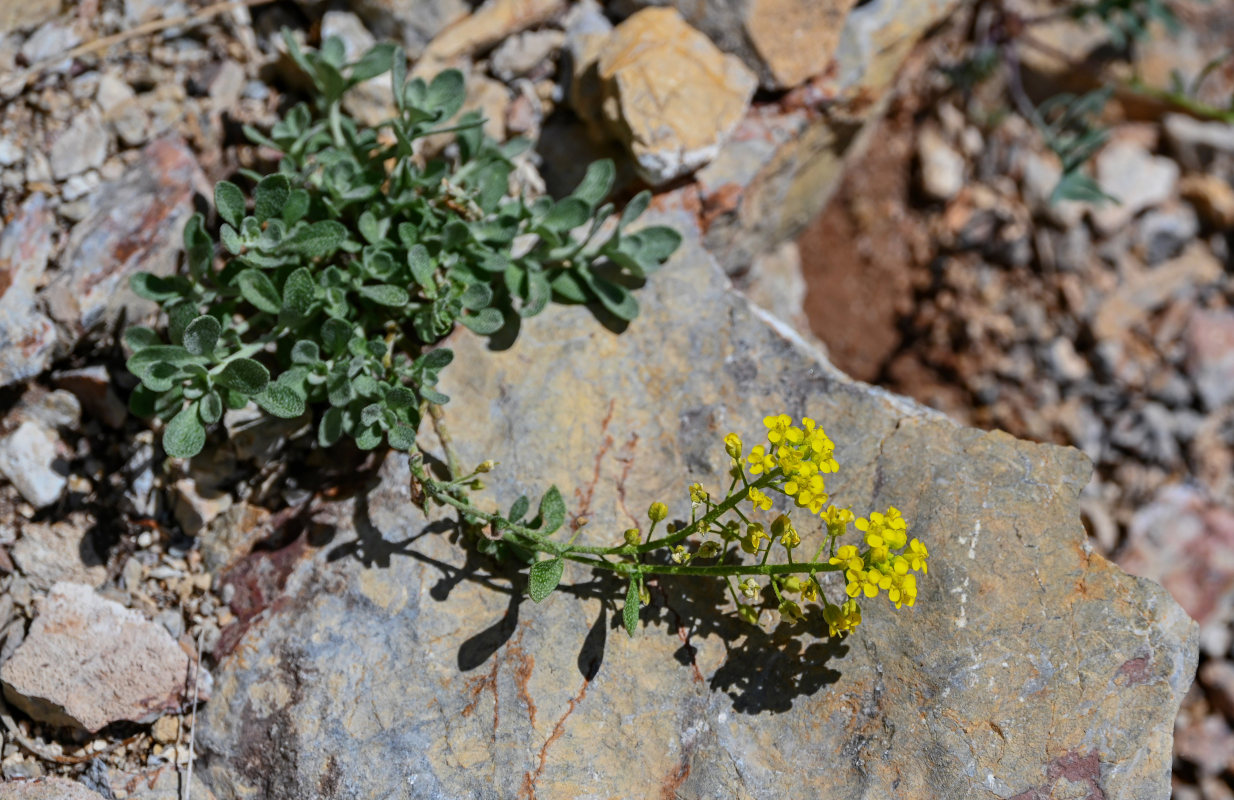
(197, 215), (1196, 799)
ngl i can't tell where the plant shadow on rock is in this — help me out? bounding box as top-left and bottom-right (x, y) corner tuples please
(329, 495), (846, 715)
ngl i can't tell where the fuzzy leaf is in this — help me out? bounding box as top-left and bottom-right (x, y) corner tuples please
(509, 495), (530, 522)
(254, 174), (290, 222)
(349, 42), (397, 84)
(164, 402), (207, 458)
(407, 244), (435, 290)
(618, 190), (651, 230)
(237, 270), (281, 313)
(214, 181), (246, 228)
(319, 407), (346, 446)
(459, 307), (504, 335)
(182, 315), (221, 357)
(279, 220), (347, 258)
(623, 577), (640, 637)
(387, 422), (416, 451)
(527, 557), (564, 603)
(216, 358), (270, 395)
(354, 423), (383, 450)
(542, 197), (590, 233)
(539, 485), (566, 534)
(358, 284), (410, 307)
(426, 69), (465, 119)
(571, 159), (615, 207)
(255, 383), (305, 418)
(199, 391), (223, 424)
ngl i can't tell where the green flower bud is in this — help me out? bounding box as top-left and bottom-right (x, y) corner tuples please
(475, 459), (497, 473)
(782, 576), (803, 593)
(624, 528), (641, 546)
(648, 502), (668, 522)
(738, 604), (760, 626)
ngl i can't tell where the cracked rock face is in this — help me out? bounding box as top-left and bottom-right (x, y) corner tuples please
(197, 214), (1196, 799)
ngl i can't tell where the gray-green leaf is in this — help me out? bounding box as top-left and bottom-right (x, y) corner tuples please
(214, 181), (246, 229)
(459, 307), (503, 335)
(237, 270), (281, 313)
(528, 557), (564, 603)
(358, 284), (410, 307)
(539, 485), (566, 534)
(164, 402), (207, 458)
(255, 383), (305, 418)
(216, 358), (270, 395)
(623, 577), (640, 637)
(182, 315), (221, 357)
(254, 174), (290, 222)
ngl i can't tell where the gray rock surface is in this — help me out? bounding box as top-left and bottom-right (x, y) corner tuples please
(197, 216), (1196, 799)
(43, 136), (208, 339)
(0, 777), (107, 800)
(0, 582), (213, 733)
(0, 420), (65, 508)
(10, 516), (107, 591)
(0, 194), (58, 388)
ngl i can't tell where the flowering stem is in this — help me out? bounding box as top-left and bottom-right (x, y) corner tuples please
(636, 470), (780, 554)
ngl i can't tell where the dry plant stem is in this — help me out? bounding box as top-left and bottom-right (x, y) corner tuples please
(408, 457), (843, 580)
(428, 403), (462, 480)
(183, 632), (204, 800)
(16, 0), (277, 90)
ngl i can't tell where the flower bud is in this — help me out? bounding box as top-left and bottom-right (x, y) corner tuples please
(648, 502), (668, 522)
(782, 576), (803, 593)
(779, 600), (805, 623)
(623, 528), (642, 546)
(738, 604), (760, 626)
(671, 545), (689, 564)
(697, 541), (721, 559)
(724, 432), (742, 460)
(475, 460), (497, 473)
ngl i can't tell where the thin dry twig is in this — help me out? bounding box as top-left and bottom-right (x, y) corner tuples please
(182, 632), (205, 800)
(13, 0), (276, 92)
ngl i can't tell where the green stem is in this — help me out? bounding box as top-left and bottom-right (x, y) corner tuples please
(636, 470), (779, 554)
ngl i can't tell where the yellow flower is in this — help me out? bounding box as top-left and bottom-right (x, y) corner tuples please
(724, 432), (742, 461)
(800, 578), (819, 603)
(906, 538), (929, 574)
(758, 413), (805, 448)
(886, 572), (918, 609)
(829, 544), (864, 573)
(771, 514), (800, 550)
(689, 482), (709, 507)
(671, 545), (689, 564)
(747, 445), (775, 475)
(821, 505), (854, 537)
(747, 487), (773, 512)
(740, 522), (768, 554)
(856, 508), (908, 561)
(823, 599), (862, 637)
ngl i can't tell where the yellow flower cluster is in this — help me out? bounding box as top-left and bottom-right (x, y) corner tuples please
(716, 418), (930, 637)
(738, 415), (840, 515)
(829, 506), (929, 609)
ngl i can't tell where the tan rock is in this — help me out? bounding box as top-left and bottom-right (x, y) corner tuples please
(418, 0), (565, 69)
(1180, 172), (1234, 228)
(0, 582), (212, 732)
(1091, 244), (1222, 341)
(0, 777), (106, 800)
(11, 515), (107, 591)
(0, 0), (60, 35)
(595, 7), (757, 185)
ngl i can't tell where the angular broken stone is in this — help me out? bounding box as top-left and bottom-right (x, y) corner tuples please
(43, 136), (208, 340)
(349, 0), (470, 60)
(594, 7), (757, 185)
(11, 515), (106, 591)
(0, 777), (107, 800)
(0, 582), (212, 733)
(0, 193), (58, 388)
(49, 106), (108, 180)
(1184, 309), (1234, 411)
(196, 216), (1195, 799)
(634, 0), (859, 89)
(0, 420), (65, 509)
